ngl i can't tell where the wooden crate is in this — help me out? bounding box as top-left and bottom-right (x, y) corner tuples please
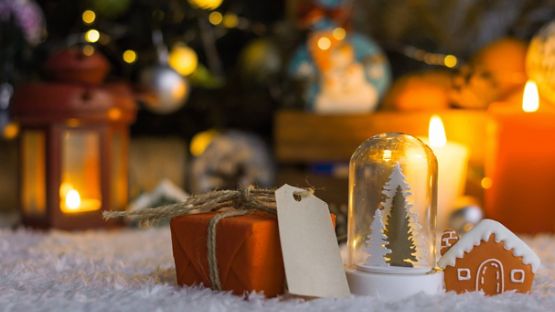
(275, 110), (488, 167)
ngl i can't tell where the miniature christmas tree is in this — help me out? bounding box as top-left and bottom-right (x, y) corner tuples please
(409, 210), (430, 267)
(383, 164), (418, 267)
(364, 208), (391, 266)
(381, 163), (412, 207)
(378, 163), (406, 221)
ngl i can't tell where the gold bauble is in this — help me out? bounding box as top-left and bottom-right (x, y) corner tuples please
(188, 0), (223, 10)
(140, 65), (189, 114)
(168, 44), (198, 76)
(190, 130), (218, 157)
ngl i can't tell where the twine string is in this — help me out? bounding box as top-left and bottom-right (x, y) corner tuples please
(207, 209), (250, 290)
(103, 186), (314, 291)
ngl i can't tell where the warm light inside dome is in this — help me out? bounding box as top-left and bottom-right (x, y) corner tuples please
(522, 80), (540, 113)
(428, 115), (447, 148)
(382, 149), (392, 161)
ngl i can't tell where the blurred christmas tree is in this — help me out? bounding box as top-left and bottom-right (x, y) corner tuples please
(354, 0), (555, 73)
(2, 0), (555, 141)
(20, 0), (291, 141)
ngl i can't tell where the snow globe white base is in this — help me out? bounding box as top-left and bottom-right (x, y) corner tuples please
(346, 269), (444, 299)
(355, 264), (429, 274)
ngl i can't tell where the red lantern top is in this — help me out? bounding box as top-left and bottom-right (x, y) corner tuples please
(12, 48), (136, 125)
(44, 48), (110, 85)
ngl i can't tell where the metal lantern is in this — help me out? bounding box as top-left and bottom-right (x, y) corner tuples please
(12, 48), (136, 230)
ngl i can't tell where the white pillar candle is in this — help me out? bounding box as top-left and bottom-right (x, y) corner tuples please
(421, 115), (469, 231)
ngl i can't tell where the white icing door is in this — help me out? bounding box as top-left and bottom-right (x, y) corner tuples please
(476, 258), (505, 295)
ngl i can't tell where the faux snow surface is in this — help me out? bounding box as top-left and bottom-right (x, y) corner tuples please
(2, 227), (555, 312)
(439, 219), (541, 272)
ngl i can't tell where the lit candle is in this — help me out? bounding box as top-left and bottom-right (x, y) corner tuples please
(486, 80), (555, 233)
(421, 115), (469, 230)
(60, 183), (101, 213)
(65, 188), (81, 210)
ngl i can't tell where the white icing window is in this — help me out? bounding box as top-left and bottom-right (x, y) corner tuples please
(511, 269), (525, 283)
(457, 268), (471, 281)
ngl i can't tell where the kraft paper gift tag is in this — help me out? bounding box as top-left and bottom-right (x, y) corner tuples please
(275, 184), (350, 298)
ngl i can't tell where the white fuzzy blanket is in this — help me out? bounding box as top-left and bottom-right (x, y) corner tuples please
(1, 227), (555, 312)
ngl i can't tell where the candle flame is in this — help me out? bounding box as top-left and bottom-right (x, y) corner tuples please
(522, 80), (539, 113)
(65, 189), (81, 211)
(428, 115), (447, 148)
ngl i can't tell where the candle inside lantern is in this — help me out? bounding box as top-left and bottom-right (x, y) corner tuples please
(486, 80), (555, 233)
(65, 188), (81, 210)
(421, 115), (469, 230)
(60, 183), (101, 213)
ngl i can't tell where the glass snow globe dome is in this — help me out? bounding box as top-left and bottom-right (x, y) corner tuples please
(346, 133), (443, 299)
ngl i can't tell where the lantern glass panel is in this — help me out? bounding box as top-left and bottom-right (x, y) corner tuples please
(60, 130), (102, 213)
(22, 130), (46, 216)
(110, 129), (127, 211)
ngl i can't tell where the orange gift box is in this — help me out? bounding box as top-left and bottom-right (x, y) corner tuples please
(170, 212), (286, 297)
(170, 211), (336, 297)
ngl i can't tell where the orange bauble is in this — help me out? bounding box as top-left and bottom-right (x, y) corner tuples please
(382, 70), (451, 111)
(472, 38), (528, 96)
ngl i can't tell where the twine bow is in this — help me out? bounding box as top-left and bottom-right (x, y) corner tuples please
(103, 186), (314, 290)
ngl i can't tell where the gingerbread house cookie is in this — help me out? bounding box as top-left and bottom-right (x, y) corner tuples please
(438, 219), (541, 296)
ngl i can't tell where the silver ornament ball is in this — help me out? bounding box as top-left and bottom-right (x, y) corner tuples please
(449, 198), (483, 234)
(191, 130), (274, 194)
(140, 65), (189, 114)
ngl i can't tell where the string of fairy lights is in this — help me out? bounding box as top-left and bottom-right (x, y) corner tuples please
(78, 0), (460, 81)
(399, 45), (458, 68)
(80, 10), (144, 63)
(0, 1), (461, 142)
(81, 9), (139, 64)
(78, 1), (265, 77)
